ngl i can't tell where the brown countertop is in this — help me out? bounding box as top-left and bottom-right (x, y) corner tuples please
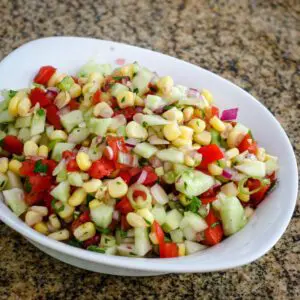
(0, 0), (299, 299)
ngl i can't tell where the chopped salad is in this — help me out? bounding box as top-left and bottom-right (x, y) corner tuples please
(0, 62), (278, 258)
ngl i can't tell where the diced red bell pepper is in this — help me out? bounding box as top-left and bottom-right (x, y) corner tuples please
(197, 144), (224, 168)
(201, 188), (217, 198)
(62, 150), (75, 160)
(2, 135), (23, 155)
(92, 90), (102, 105)
(115, 197), (134, 215)
(42, 159), (57, 175)
(68, 99), (80, 110)
(160, 243), (178, 258)
(29, 88), (51, 108)
(152, 221), (165, 245)
(88, 157), (115, 179)
(34, 66), (56, 85)
(24, 192), (45, 206)
(83, 234), (100, 248)
(66, 158), (80, 172)
(201, 196), (217, 205)
(142, 166), (158, 186)
(247, 178), (270, 207)
(46, 104), (62, 129)
(114, 107), (142, 121)
(29, 175), (52, 193)
(133, 190), (147, 201)
(119, 169), (131, 184)
(203, 210), (224, 246)
(71, 211), (91, 232)
(106, 136), (128, 162)
(238, 134), (258, 154)
(43, 192), (54, 215)
(19, 160), (36, 176)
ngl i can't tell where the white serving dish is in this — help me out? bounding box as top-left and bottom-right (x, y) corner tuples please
(0, 37), (297, 276)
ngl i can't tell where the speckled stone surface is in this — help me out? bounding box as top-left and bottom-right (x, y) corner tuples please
(0, 0), (299, 299)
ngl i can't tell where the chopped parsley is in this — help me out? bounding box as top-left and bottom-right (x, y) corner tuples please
(142, 121), (148, 128)
(96, 227), (111, 234)
(121, 97), (125, 103)
(112, 76), (125, 81)
(184, 182), (188, 189)
(8, 90), (17, 99)
(186, 196), (201, 214)
(67, 238), (82, 248)
(211, 222), (220, 228)
(87, 245), (106, 253)
(24, 178), (32, 193)
(145, 219), (151, 225)
(133, 88), (139, 94)
(139, 157), (148, 166)
(51, 200), (65, 213)
(163, 105), (174, 111)
(34, 160), (48, 174)
(132, 72), (137, 78)
(37, 109), (45, 117)
(86, 194), (94, 206)
(116, 181), (121, 185)
(119, 230), (127, 238)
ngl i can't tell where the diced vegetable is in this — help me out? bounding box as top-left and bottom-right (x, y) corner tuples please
(61, 110), (83, 132)
(3, 188), (27, 216)
(133, 143), (158, 159)
(50, 181), (70, 203)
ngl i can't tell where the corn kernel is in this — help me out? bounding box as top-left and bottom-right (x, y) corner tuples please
(0, 157), (9, 173)
(201, 89), (213, 104)
(163, 122), (181, 141)
(227, 131), (244, 148)
(54, 91), (71, 109)
(162, 107), (184, 123)
(48, 214), (61, 231)
(82, 82), (94, 95)
(88, 72), (103, 85)
(48, 229), (70, 241)
(117, 91), (135, 108)
(25, 211), (43, 227)
(256, 147), (266, 162)
(157, 76), (174, 95)
(24, 140), (38, 156)
(179, 194), (190, 206)
(178, 243), (186, 256)
(179, 126), (194, 140)
(172, 138), (192, 148)
(48, 72), (67, 87)
(126, 121), (148, 140)
(73, 222), (96, 242)
(207, 162), (223, 176)
(192, 143), (201, 150)
(30, 206), (48, 216)
(50, 130), (68, 141)
(8, 159), (22, 175)
(238, 192), (250, 202)
(8, 91), (25, 117)
(184, 154), (195, 167)
(108, 177), (128, 198)
(194, 131), (211, 145)
(93, 102), (114, 118)
(57, 202), (75, 219)
(136, 208), (154, 226)
(126, 212), (147, 228)
(134, 95), (144, 107)
(69, 83), (82, 98)
(76, 152), (92, 171)
(38, 145), (49, 158)
(82, 179), (102, 193)
(225, 148), (239, 160)
(34, 222), (49, 235)
(221, 182), (238, 197)
(220, 123), (233, 139)
(68, 188), (87, 207)
(183, 107), (194, 122)
(89, 199), (101, 209)
(188, 118), (206, 133)
(17, 96), (31, 117)
(209, 116), (226, 132)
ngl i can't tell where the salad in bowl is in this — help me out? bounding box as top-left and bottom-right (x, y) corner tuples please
(0, 62), (278, 258)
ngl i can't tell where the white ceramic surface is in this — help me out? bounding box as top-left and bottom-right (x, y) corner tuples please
(0, 37), (297, 276)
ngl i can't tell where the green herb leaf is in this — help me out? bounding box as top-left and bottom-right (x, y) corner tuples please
(145, 219), (151, 225)
(96, 227), (111, 234)
(121, 97), (125, 103)
(163, 105), (174, 111)
(133, 88), (139, 94)
(142, 121), (148, 128)
(73, 211), (81, 219)
(57, 76), (75, 91)
(119, 230), (127, 238)
(8, 90), (17, 99)
(211, 222), (220, 228)
(67, 238), (82, 248)
(37, 109), (45, 117)
(184, 182), (187, 189)
(86, 194), (94, 206)
(112, 76), (126, 81)
(34, 160), (48, 174)
(32, 83), (45, 89)
(186, 196), (201, 214)
(51, 200), (65, 213)
(87, 245), (106, 253)
(24, 178), (32, 193)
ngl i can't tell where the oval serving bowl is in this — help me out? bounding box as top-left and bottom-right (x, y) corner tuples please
(0, 37), (297, 276)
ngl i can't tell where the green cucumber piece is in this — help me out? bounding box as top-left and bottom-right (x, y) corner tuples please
(111, 83), (129, 97)
(15, 116), (32, 128)
(51, 142), (75, 161)
(156, 148), (184, 164)
(100, 235), (116, 248)
(89, 118), (112, 136)
(235, 160), (266, 177)
(61, 110), (84, 132)
(141, 114), (170, 126)
(90, 203), (113, 228)
(7, 124), (19, 136)
(0, 110), (15, 123)
(180, 211), (208, 232)
(50, 181), (70, 203)
(6, 171), (22, 189)
(18, 128), (31, 143)
(133, 142), (158, 159)
(77, 62), (112, 77)
(3, 188), (27, 216)
(68, 127), (90, 144)
(170, 228), (184, 243)
(145, 95), (167, 111)
(162, 209), (183, 232)
(67, 172), (84, 187)
(184, 241), (207, 254)
(132, 67), (153, 96)
(183, 226), (197, 241)
(134, 227), (152, 256)
(151, 204), (166, 225)
(31, 108), (46, 136)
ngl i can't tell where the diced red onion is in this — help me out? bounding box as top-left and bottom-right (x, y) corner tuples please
(212, 181), (222, 189)
(105, 146), (114, 160)
(187, 88), (200, 98)
(113, 210), (120, 221)
(136, 170), (148, 184)
(149, 156), (162, 168)
(220, 108), (238, 121)
(58, 106), (70, 116)
(196, 232), (205, 242)
(150, 184), (169, 205)
(133, 113), (144, 124)
(153, 106), (165, 114)
(131, 155), (139, 167)
(222, 168), (233, 179)
(125, 138), (139, 146)
(47, 87), (59, 93)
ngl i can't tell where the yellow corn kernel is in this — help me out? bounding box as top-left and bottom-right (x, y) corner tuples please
(209, 116), (226, 132)
(157, 76), (174, 95)
(126, 121), (148, 140)
(184, 154), (195, 167)
(8, 91), (25, 117)
(49, 130), (68, 141)
(220, 123), (233, 139)
(172, 138), (192, 148)
(69, 83), (82, 98)
(221, 182), (238, 197)
(73, 222), (96, 241)
(30, 206), (48, 216)
(201, 89), (213, 104)
(179, 194), (191, 206)
(38, 145), (49, 158)
(25, 211), (43, 227)
(136, 208), (154, 226)
(119, 64), (134, 78)
(48, 229), (70, 241)
(225, 148), (239, 160)
(57, 202), (75, 219)
(82, 82), (94, 95)
(207, 162), (223, 176)
(155, 167), (164, 176)
(192, 143), (201, 150)
(54, 91), (71, 109)
(34, 222), (49, 235)
(194, 131), (211, 145)
(24, 140), (38, 156)
(183, 107), (194, 122)
(48, 214), (61, 231)
(256, 147), (266, 162)
(47, 72), (67, 87)
(162, 107), (184, 123)
(126, 212), (147, 228)
(68, 188), (87, 207)
(108, 177), (128, 198)
(179, 126), (194, 140)
(82, 179), (102, 193)
(238, 191), (250, 202)
(194, 108), (204, 118)
(88, 72), (103, 85)
(0, 157), (9, 173)
(8, 159), (22, 175)
(17, 96), (31, 117)
(76, 152), (92, 171)
(227, 131), (244, 148)
(134, 95), (144, 107)
(117, 91), (135, 108)
(178, 243), (186, 256)
(163, 122), (181, 141)
(89, 199), (101, 209)
(93, 102), (114, 118)
(188, 118), (206, 133)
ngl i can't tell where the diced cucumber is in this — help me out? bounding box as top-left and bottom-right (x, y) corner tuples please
(83, 107), (93, 123)
(141, 114), (170, 126)
(0, 95), (10, 112)
(15, 116), (32, 128)
(132, 67), (153, 96)
(89, 118), (112, 136)
(116, 125), (126, 137)
(183, 226), (197, 241)
(151, 204), (166, 225)
(68, 127), (90, 144)
(6, 171), (22, 189)
(133, 142), (158, 159)
(234, 123), (249, 135)
(235, 160), (266, 177)
(56, 168), (67, 182)
(173, 164), (191, 175)
(0, 110), (15, 123)
(220, 196), (247, 236)
(162, 209), (183, 232)
(163, 171), (176, 184)
(50, 181), (70, 203)
(61, 110), (84, 132)
(90, 203), (113, 228)
(170, 228), (184, 243)
(184, 241), (207, 255)
(3, 188), (27, 216)
(156, 148), (184, 164)
(117, 244), (135, 256)
(170, 85), (188, 101)
(180, 212), (208, 232)
(175, 170), (214, 197)
(0, 172), (8, 191)
(0, 130), (6, 141)
(145, 95), (167, 111)
(53, 159), (66, 176)
(77, 61), (112, 77)
(100, 235), (116, 248)
(134, 227), (152, 256)
(67, 172), (84, 187)
(111, 83), (129, 97)
(31, 108), (46, 136)
(57, 76), (74, 91)
(7, 124), (18, 136)
(51, 143), (75, 161)
(265, 155), (279, 175)
(105, 246), (117, 255)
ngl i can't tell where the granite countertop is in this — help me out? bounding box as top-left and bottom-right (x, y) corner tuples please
(0, 0), (299, 299)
